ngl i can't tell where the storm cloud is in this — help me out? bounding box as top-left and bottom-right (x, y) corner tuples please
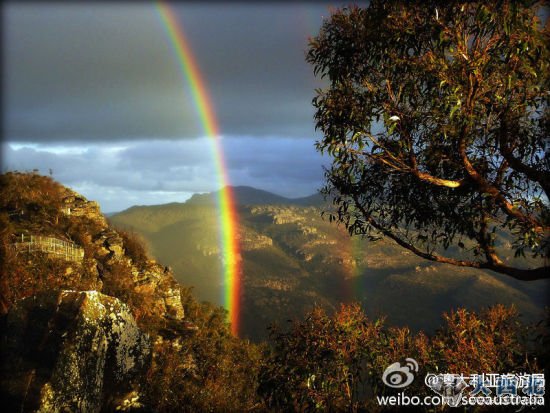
(3, 1), (343, 211)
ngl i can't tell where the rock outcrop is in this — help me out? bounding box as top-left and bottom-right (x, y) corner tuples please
(238, 230), (273, 251)
(63, 190), (186, 322)
(1, 173), (201, 411)
(0, 290), (151, 413)
(62, 190), (107, 228)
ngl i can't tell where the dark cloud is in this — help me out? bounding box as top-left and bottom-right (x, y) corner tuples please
(174, 3), (329, 138)
(4, 2), (330, 142)
(4, 3), (199, 141)
(3, 2), (345, 210)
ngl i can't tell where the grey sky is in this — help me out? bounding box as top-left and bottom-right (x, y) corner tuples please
(2, 1), (344, 212)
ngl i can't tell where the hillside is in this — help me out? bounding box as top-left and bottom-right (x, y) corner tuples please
(110, 186), (550, 342)
(0, 172), (262, 412)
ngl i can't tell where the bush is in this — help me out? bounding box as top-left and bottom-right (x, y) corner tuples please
(144, 288), (265, 412)
(117, 228), (149, 269)
(0, 171), (65, 236)
(259, 303), (540, 412)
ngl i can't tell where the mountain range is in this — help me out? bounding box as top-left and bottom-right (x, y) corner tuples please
(110, 186), (549, 341)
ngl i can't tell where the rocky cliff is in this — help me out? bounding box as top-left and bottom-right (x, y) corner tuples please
(0, 172), (192, 412)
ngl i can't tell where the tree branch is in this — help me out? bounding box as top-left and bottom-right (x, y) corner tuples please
(498, 129), (550, 197)
(413, 170), (464, 188)
(359, 132), (465, 188)
(458, 136), (546, 231)
(477, 211), (504, 267)
(352, 195), (549, 281)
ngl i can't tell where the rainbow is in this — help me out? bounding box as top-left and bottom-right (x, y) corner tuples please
(156, 1), (242, 336)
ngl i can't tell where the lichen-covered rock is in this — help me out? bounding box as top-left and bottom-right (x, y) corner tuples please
(0, 290), (151, 413)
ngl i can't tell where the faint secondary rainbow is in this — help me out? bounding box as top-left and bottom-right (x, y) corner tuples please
(156, 1), (242, 335)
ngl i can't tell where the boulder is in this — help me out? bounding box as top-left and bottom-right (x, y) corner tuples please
(0, 290), (151, 413)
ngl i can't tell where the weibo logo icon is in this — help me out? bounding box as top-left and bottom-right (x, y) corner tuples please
(382, 358), (419, 388)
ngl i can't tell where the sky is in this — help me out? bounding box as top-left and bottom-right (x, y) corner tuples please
(2, 1), (349, 212)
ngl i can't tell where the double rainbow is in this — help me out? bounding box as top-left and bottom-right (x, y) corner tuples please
(156, 1), (241, 336)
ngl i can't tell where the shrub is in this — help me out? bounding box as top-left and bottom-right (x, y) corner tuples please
(144, 288), (265, 412)
(117, 228), (149, 269)
(259, 303), (539, 412)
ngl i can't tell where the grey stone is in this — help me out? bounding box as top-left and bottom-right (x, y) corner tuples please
(0, 290), (151, 413)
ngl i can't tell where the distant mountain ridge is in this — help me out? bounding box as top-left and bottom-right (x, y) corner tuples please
(186, 186), (325, 207)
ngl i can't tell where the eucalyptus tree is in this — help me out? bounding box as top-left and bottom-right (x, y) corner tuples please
(307, 1), (549, 280)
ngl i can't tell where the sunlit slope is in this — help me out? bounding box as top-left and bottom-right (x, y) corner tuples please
(110, 187), (548, 341)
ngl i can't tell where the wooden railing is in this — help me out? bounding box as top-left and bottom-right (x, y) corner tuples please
(14, 234), (84, 263)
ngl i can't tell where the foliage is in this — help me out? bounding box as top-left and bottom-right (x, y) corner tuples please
(259, 304), (382, 411)
(144, 287), (265, 412)
(0, 172), (102, 313)
(0, 242), (76, 314)
(116, 228), (149, 270)
(0, 172), (265, 411)
(0, 171), (151, 319)
(0, 171), (65, 235)
(307, 1), (549, 280)
(259, 303), (539, 412)
(100, 259), (147, 319)
(430, 306), (531, 374)
(3, 175), (544, 412)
